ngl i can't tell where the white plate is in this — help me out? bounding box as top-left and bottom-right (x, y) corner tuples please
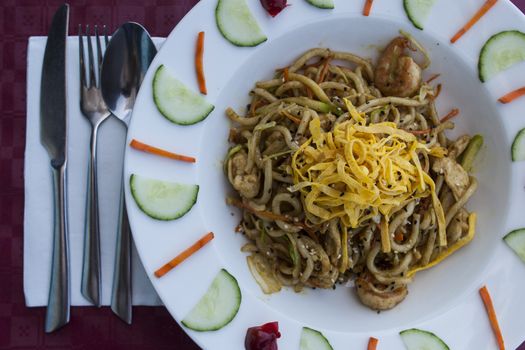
(125, 0), (525, 349)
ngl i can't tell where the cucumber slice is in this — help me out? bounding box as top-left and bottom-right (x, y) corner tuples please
(503, 228), (525, 263)
(400, 328), (450, 350)
(305, 0), (334, 10)
(511, 127), (525, 161)
(403, 0), (436, 30)
(130, 174), (199, 220)
(459, 134), (483, 172)
(153, 65), (214, 125)
(479, 31), (525, 82)
(216, 0), (267, 47)
(182, 269), (241, 331)
(300, 327), (333, 350)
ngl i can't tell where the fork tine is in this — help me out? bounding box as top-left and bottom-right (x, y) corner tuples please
(86, 25), (97, 88)
(103, 25), (109, 46)
(79, 24), (86, 88)
(95, 25), (103, 87)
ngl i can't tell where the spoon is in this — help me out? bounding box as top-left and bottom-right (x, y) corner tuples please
(101, 22), (157, 324)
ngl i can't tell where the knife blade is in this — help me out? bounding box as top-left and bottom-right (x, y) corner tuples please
(40, 3), (70, 333)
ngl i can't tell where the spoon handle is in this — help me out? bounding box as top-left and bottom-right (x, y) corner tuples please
(111, 182), (132, 324)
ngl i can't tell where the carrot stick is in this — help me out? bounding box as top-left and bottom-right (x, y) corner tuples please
(304, 59), (325, 70)
(426, 73), (441, 83)
(440, 108), (459, 123)
(408, 128), (432, 135)
(227, 197), (291, 222)
(283, 67), (289, 82)
(408, 107), (457, 135)
(154, 232), (215, 278)
(282, 110), (302, 125)
(367, 337), (379, 350)
(498, 87), (525, 104)
(306, 88), (313, 99)
(479, 285), (505, 350)
(432, 83), (442, 100)
(227, 197), (315, 233)
(363, 0), (374, 16)
(450, 0), (498, 43)
(408, 108), (457, 135)
(195, 31), (207, 95)
(394, 231), (404, 243)
(317, 57), (332, 83)
(130, 139), (196, 163)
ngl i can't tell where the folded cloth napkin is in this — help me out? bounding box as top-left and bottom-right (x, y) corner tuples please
(24, 36), (165, 306)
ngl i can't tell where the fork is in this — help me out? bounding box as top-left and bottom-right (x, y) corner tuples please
(79, 25), (110, 307)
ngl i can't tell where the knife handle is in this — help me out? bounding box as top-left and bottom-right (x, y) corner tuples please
(45, 163), (70, 333)
(81, 126), (102, 306)
(111, 182), (132, 324)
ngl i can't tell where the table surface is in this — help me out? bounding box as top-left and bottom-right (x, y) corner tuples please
(2, 0), (524, 349)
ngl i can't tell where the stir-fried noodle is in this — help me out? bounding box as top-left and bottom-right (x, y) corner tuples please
(225, 35), (479, 310)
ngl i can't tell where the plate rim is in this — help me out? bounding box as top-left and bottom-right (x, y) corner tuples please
(124, 0), (525, 349)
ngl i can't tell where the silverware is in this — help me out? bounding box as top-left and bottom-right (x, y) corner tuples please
(78, 24), (111, 307)
(40, 3), (70, 333)
(101, 22), (157, 324)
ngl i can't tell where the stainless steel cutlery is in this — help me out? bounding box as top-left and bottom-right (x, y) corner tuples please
(101, 22), (157, 324)
(40, 3), (156, 330)
(79, 25), (111, 308)
(40, 3), (70, 333)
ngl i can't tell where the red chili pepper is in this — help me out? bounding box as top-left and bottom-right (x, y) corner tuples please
(260, 0), (288, 17)
(245, 321), (281, 350)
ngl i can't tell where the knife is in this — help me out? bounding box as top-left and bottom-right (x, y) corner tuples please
(40, 3), (70, 333)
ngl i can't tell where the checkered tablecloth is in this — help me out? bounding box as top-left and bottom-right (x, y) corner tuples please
(1, 0), (524, 349)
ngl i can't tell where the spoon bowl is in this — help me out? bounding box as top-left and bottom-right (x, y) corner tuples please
(102, 22), (157, 126)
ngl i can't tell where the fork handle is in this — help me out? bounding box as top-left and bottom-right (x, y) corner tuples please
(81, 125), (102, 306)
(45, 163), (70, 333)
(111, 181), (132, 324)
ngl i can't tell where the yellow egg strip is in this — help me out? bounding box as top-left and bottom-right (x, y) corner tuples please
(407, 212), (476, 277)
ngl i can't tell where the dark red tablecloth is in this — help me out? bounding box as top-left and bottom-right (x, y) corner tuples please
(1, 0), (524, 349)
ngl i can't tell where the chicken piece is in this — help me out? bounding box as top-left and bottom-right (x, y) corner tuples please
(432, 157), (470, 200)
(447, 208), (469, 244)
(447, 135), (470, 160)
(228, 150), (260, 199)
(355, 277), (408, 310)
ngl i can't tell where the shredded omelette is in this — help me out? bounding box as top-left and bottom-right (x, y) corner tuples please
(290, 99), (447, 252)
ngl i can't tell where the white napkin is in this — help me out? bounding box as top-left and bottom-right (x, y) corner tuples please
(24, 36), (165, 306)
